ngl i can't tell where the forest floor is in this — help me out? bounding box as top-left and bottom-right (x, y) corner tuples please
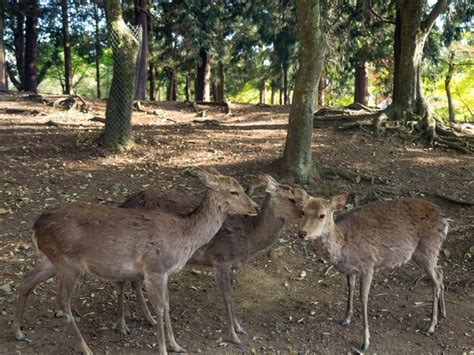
(0, 91), (473, 354)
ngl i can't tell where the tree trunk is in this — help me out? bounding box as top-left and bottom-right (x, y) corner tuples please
(392, 9), (401, 102)
(445, 54), (455, 122)
(354, 61), (368, 105)
(94, 0), (101, 98)
(282, 0), (325, 183)
(0, 0), (6, 91)
(317, 70), (325, 106)
(195, 48), (210, 101)
(149, 62), (156, 100)
(23, 0), (38, 91)
(13, 10), (25, 90)
(283, 64), (289, 105)
(271, 85), (275, 105)
(61, 0), (72, 95)
(217, 61), (224, 102)
(134, 0), (147, 100)
(184, 72), (190, 101)
(166, 68), (177, 101)
(387, 0), (448, 140)
(101, 0), (141, 151)
(259, 79), (266, 104)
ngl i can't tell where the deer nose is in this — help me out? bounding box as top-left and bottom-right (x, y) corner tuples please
(298, 230), (307, 239)
(255, 206), (261, 214)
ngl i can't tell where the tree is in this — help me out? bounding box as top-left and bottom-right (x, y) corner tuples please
(385, 0), (448, 138)
(0, 0), (7, 90)
(23, 0), (39, 91)
(282, 0), (325, 182)
(134, 0), (148, 100)
(100, 0), (140, 151)
(61, 0), (72, 95)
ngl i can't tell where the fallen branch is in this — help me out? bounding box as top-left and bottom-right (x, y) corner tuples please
(53, 95), (89, 112)
(316, 163), (382, 184)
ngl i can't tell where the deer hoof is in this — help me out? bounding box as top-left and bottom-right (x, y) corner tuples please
(338, 319), (350, 327)
(425, 326), (435, 335)
(169, 346), (187, 353)
(117, 325), (131, 336)
(359, 341), (369, 351)
(235, 327), (247, 335)
(16, 333), (31, 343)
(229, 338), (243, 347)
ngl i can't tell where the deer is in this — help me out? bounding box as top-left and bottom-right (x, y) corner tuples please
(118, 174), (309, 345)
(12, 168), (259, 355)
(298, 193), (448, 351)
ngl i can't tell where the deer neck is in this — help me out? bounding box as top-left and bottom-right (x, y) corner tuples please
(184, 190), (228, 253)
(250, 194), (286, 251)
(318, 223), (345, 265)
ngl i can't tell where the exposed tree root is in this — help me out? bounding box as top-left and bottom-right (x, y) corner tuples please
(345, 102), (378, 112)
(433, 193), (474, 206)
(314, 106), (352, 117)
(132, 101), (147, 112)
(315, 162), (383, 184)
(52, 95), (89, 112)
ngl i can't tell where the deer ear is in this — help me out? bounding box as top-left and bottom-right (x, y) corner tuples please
(258, 174), (278, 194)
(196, 169), (220, 190)
(330, 192), (348, 211)
(293, 186), (309, 208)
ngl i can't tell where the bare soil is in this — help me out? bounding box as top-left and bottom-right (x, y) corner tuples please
(0, 92), (473, 354)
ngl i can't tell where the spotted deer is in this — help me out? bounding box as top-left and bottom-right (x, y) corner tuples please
(13, 168), (259, 355)
(119, 175), (308, 345)
(298, 193), (448, 351)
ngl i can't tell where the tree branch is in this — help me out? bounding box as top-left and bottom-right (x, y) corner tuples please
(6, 62), (22, 90)
(368, 0), (396, 25)
(422, 0), (448, 33)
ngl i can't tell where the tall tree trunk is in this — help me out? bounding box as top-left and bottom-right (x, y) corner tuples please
(94, 0), (101, 98)
(279, 88), (283, 105)
(392, 9), (401, 102)
(13, 10), (25, 90)
(101, 0), (140, 151)
(259, 79), (266, 104)
(149, 62), (156, 100)
(445, 52), (455, 122)
(354, 61), (368, 105)
(211, 81), (218, 102)
(283, 64), (289, 105)
(317, 70), (325, 106)
(166, 68), (177, 101)
(184, 72), (190, 101)
(282, 0), (325, 183)
(271, 85), (275, 105)
(134, 0), (147, 100)
(387, 0), (447, 139)
(23, 0), (38, 91)
(217, 61), (224, 102)
(0, 0), (6, 91)
(61, 0), (72, 95)
(195, 48), (211, 101)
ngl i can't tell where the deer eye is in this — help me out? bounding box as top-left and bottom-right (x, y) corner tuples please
(230, 191), (239, 196)
(319, 214), (326, 219)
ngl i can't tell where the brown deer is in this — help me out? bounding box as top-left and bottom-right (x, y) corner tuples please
(119, 175), (308, 345)
(298, 193), (448, 351)
(12, 168), (259, 355)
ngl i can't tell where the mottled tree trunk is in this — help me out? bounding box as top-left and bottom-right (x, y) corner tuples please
(94, 0), (101, 98)
(61, 0), (72, 95)
(101, 0), (140, 151)
(317, 70), (325, 106)
(195, 48), (210, 101)
(354, 61), (368, 105)
(282, 0), (325, 183)
(13, 10), (25, 90)
(445, 53), (456, 122)
(23, 0), (38, 91)
(0, 0), (6, 91)
(134, 0), (147, 100)
(387, 0), (447, 140)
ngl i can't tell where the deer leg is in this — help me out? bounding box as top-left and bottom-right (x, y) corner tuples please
(229, 270), (246, 335)
(144, 273), (167, 355)
(425, 266), (440, 334)
(13, 255), (55, 342)
(215, 263), (241, 345)
(57, 269), (92, 355)
(359, 268), (374, 351)
(116, 281), (130, 335)
(163, 282), (186, 353)
(436, 267), (446, 318)
(132, 280), (157, 326)
(339, 273), (356, 327)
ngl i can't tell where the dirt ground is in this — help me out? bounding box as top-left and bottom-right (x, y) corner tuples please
(0, 92), (473, 354)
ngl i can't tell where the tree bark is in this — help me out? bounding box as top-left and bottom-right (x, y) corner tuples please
(354, 61), (368, 105)
(386, 0), (448, 139)
(282, 0), (325, 183)
(217, 61), (224, 102)
(392, 9), (401, 102)
(184, 72), (191, 101)
(283, 64), (289, 105)
(0, 0), (6, 91)
(134, 0), (147, 100)
(61, 0), (72, 95)
(93, 0), (101, 98)
(259, 79), (266, 104)
(317, 70), (325, 106)
(101, 0), (140, 151)
(445, 52), (456, 122)
(195, 48), (211, 101)
(23, 0), (38, 91)
(13, 9), (25, 90)
(149, 62), (156, 100)
(166, 68), (177, 101)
